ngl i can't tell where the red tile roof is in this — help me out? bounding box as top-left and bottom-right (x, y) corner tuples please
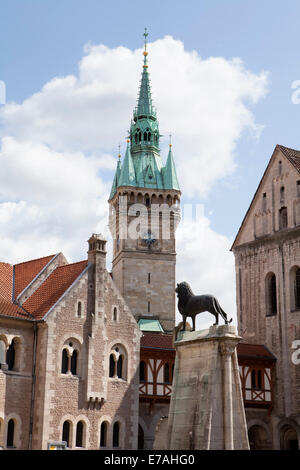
(14, 254), (56, 298)
(0, 262), (33, 320)
(23, 260), (88, 320)
(141, 333), (174, 350)
(237, 342), (276, 361)
(278, 145), (300, 173)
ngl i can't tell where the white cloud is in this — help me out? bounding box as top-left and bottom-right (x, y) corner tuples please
(175, 212), (236, 329)
(0, 36), (267, 327)
(0, 36), (268, 197)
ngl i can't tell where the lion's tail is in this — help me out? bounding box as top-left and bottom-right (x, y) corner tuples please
(215, 299), (232, 324)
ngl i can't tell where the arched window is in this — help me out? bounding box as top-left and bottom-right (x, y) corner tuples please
(61, 349), (68, 374)
(77, 302), (82, 317)
(266, 273), (277, 316)
(100, 421), (108, 448)
(6, 340), (15, 371)
(76, 421), (84, 447)
(71, 350), (77, 375)
(109, 354), (115, 378)
(109, 345), (127, 380)
(270, 275), (277, 315)
(279, 206), (288, 230)
(117, 355), (123, 378)
(61, 340), (81, 375)
(62, 421), (71, 447)
(262, 193), (267, 211)
(144, 132), (147, 142)
(6, 419), (14, 448)
(280, 186), (285, 204)
(113, 422), (120, 448)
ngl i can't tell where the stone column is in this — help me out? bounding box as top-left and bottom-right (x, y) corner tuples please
(167, 324), (249, 450)
(219, 340), (236, 450)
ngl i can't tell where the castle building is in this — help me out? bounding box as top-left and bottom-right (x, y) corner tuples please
(0, 32), (179, 450)
(232, 144), (300, 449)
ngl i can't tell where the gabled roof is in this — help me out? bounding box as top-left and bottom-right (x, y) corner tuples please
(231, 144), (300, 250)
(22, 260), (88, 320)
(14, 254), (57, 299)
(0, 256), (88, 321)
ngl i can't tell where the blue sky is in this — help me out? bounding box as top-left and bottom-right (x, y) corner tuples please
(1, 1), (300, 323)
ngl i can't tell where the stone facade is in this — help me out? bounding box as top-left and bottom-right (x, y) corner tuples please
(0, 235), (141, 450)
(232, 144), (300, 449)
(167, 325), (249, 450)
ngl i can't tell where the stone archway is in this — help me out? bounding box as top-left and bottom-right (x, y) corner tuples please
(280, 424), (299, 450)
(248, 425), (271, 450)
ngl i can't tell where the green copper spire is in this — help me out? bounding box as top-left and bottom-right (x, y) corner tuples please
(163, 141), (180, 191)
(108, 30), (180, 200)
(109, 149), (122, 200)
(118, 140), (137, 187)
(135, 28), (155, 117)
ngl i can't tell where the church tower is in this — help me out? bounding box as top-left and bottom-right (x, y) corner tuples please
(108, 30), (181, 333)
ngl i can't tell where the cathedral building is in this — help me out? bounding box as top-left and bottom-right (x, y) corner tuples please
(232, 144), (300, 449)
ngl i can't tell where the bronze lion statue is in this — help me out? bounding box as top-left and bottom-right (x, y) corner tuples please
(175, 281), (232, 331)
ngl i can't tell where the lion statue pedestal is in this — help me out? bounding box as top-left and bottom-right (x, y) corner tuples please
(167, 324), (249, 450)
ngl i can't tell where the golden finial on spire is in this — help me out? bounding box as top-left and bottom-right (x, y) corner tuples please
(118, 143), (121, 159)
(143, 28), (149, 67)
(169, 133), (172, 147)
(143, 27), (148, 54)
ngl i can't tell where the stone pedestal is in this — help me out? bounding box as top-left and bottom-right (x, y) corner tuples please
(167, 324), (249, 450)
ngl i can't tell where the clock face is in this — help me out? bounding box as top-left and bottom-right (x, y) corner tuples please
(142, 230), (156, 247)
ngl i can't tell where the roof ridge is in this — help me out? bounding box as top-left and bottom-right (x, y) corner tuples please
(14, 253), (57, 267)
(55, 259), (88, 270)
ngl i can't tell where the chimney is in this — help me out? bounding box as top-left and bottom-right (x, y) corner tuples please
(87, 233), (107, 265)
